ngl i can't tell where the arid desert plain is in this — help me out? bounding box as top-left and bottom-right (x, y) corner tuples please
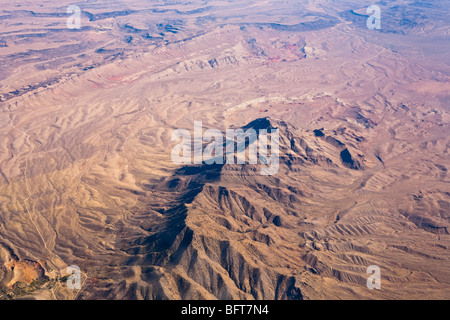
(0, 0), (449, 300)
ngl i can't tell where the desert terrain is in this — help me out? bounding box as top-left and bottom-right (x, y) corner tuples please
(0, 0), (449, 299)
